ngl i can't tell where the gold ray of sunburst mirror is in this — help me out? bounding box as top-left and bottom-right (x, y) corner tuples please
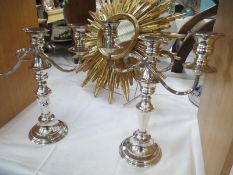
(77, 0), (183, 103)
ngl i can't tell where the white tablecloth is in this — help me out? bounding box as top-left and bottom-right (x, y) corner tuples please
(0, 65), (205, 175)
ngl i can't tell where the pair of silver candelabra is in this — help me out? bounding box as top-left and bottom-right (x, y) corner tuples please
(0, 23), (221, 167)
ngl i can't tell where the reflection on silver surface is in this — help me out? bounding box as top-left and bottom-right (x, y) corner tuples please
(101, 20), (120, 54)
(117, 20), (135, 44)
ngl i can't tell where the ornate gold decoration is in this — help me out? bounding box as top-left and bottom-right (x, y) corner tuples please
(77, 0), (183, 103)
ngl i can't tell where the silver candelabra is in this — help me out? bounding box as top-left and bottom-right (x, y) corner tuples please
(0, 27), (75, 144)
(100, 21), (220, 167)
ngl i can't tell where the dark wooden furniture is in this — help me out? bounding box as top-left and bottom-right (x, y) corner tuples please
(171, 5), (218, 73)
(0, 0), (38, 127)
(63, 0), (96, 24)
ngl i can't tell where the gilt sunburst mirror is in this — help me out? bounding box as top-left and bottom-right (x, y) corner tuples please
(77, 0), (182, 103)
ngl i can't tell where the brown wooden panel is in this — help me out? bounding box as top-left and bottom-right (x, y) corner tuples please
(221, 140), (233, 175)
(0, 1), (38, 127)
(63, 0), (96, 24)
(198, 0), (233, 175)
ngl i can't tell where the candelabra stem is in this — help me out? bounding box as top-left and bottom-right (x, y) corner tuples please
(137, 82), (154, 132)
(138, 111), (150, 132)
(35, 69), (54, 123)
(29, 62), (68, 144)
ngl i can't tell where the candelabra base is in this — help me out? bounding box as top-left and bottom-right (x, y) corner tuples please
(119, 130), (162, 167)
(29, 120), (68, 145)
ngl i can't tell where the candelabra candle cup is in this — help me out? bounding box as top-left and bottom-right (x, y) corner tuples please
(140, 34), (167, 63)
(101, 20), (120, 54)
(192, 32), (222, 74)
(68, 24), (88, 64)
(185, 32), (223, 106)
(22, 28), (68, 144)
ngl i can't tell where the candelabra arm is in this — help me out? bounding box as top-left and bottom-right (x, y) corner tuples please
(107, 53), (142, 73)
(0, 60), (25, 77)
(40, 52), (76, 72)
(146, 63), (200, 95)
(156, 50), (175, 72)
(158, 74), (200, 95)
(0, 48), (33, 77)
(128, 52), (144, 62)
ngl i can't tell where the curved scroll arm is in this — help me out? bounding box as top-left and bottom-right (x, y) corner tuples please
(40, 52), (76, 72)
(107, 53), (143, 73)
(156, 50), (175, 72)
(145, 63), (200, 95)
(16, 48), (33, 61)
(0, 48), (33, 77)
